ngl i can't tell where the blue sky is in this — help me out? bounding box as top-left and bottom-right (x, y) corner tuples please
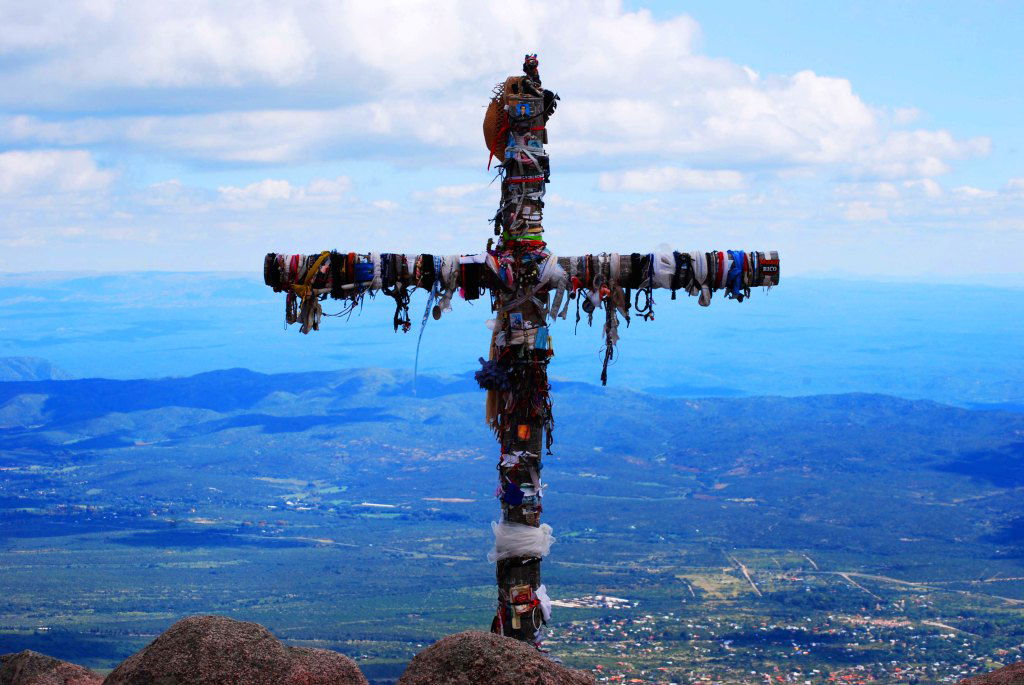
(0, 0), (1021, 283)
(662, 1), (1024, 185)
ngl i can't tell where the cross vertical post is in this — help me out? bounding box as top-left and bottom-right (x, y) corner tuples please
(262, 55), (780, 649)
(482, 53), (556, 644)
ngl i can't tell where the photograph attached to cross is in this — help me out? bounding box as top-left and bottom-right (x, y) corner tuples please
(263, 54), (780, 648)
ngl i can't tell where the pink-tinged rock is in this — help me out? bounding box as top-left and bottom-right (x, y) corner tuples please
(960, 662), (1024, 685)
(398, 631), (595, 685)
(0, 650), (103, 685)
(103, 615), (367, 685)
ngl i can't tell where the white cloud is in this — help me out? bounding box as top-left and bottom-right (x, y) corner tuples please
(903, 178), (942, 198)
(841, 201), (888, 222)
(876, 183), (902, 199)
(851, 129), (989, 179)
(0, 1), (989, 180)
(305, 176), (353, 198)
(835, 182), (901, 199)
(123, 110), (344, 164)
(428, 184), (487, 199)
(892, 107), (921, 125)
(0, 2), (314, 89)
(953, 185), (997, 199)
(0, 150), (114, 196)
(0, 100), (482, 164)
(219, 179), (293, 206)
(217, 175), (351, 208)
(0, 1), (1014, 278)
(599, 167), (744, 192)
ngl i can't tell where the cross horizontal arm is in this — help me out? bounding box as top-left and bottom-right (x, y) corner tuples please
(264, 249), (779, 331)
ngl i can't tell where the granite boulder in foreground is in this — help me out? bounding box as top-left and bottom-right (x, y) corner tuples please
(397, 630), (595, 685)
(959, 662), (1024, 685)
(103, 615), (367, 685)
(0, 650), (103, 685)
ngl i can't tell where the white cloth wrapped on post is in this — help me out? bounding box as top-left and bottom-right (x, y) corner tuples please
(487, 521), (555, 563)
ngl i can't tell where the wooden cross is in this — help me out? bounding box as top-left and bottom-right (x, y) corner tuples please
(262, 55), (780, 648)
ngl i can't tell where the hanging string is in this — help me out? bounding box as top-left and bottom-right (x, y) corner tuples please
(413, 260), (441, 394)
(384, 285), (411, 332)
(600, 303), (618, 387)
(634, 253), (656, 321)
(573, 291), (583, 334)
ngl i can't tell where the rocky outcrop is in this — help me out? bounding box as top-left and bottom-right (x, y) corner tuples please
(103, 615), (367, 685)
(0, 650), (102, 685)
(397, 631), (594, 685)
(959, 662), (1024, 685)
(2, 620), (600, 685)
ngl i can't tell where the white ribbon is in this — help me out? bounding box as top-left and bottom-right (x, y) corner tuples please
(690, 251), (711, 307)
(370, 252), (382, 290)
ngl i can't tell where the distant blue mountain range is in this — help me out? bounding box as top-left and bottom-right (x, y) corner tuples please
(0, 272), (1020, 407)
(0, 357), (71, 382)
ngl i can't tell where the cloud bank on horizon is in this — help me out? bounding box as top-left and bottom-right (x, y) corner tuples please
(0, 0), (1021, 282)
